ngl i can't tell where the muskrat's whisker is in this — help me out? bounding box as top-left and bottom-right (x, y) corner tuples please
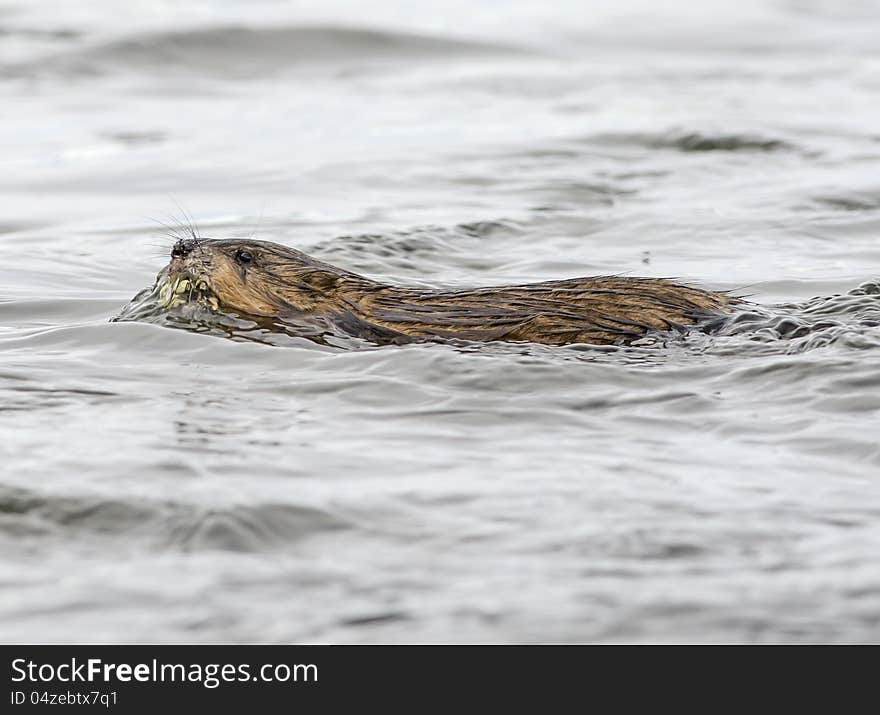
(248, 203), (267, 241)
(145, 243), (171, 258)
(146, 215), (191, 245)
(169, 197), (201, 241)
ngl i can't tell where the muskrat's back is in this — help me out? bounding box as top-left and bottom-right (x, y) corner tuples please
(343, 275), (736, 345)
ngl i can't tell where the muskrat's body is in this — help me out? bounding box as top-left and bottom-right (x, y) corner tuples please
(154, 238), (736, 346)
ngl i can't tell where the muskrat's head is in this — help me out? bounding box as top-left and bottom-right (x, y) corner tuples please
(158, 238), (359, 317)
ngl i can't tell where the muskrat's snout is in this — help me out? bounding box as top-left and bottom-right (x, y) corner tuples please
(170, 238), (198, 259)
(158, 238), (218, 310)
(167, 238), (213, 277)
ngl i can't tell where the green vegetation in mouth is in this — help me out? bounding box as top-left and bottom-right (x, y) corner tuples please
(158, 274), (219, 310)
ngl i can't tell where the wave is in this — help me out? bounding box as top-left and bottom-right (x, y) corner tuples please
(812, 192), (880, 212)
(0, 485), (349, 552)
(585, 130), (794, 153)
(684, 280), (880, 355)
(5, 24), (529, 80)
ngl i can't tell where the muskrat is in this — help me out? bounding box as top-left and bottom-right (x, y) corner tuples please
(152, 237), (737, 346)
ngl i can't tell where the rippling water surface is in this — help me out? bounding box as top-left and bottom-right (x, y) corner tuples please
(2, 0), (880, 643)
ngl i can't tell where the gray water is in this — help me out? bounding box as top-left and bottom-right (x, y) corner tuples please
(2, 0), (880, 643)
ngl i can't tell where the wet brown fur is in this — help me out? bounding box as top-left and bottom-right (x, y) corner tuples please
(164, 238), (737, 345)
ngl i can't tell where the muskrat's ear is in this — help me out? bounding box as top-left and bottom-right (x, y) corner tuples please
(302, 269), (340, 294)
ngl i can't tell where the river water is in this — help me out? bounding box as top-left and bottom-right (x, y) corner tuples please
(2, 0), (880, 643)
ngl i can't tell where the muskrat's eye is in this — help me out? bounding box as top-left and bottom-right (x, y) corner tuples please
(235, 249), (254, 265)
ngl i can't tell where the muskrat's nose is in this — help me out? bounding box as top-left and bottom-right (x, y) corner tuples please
(171, 239), (197, 259)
